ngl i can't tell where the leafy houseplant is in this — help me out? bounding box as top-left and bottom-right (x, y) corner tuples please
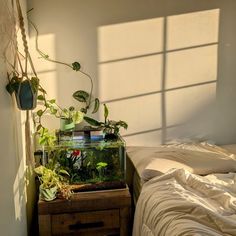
(37, 127), (57, 148)
(5, 0), (46, 110)
(28, 17), (101, 136)
(6, 75), (40, 110)
(36, 96), (84, 133)
(35, 165), (70, 201)
(59, 107), (83, 131)
(84, 104), (128, 140)
(26, 10), (128, 196)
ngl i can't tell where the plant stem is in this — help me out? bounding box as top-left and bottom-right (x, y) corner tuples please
(79, 71), (93, 107)
(28, 17), (94, 107)
(16, 0), (37, 78)
(29, 19), (73, 69)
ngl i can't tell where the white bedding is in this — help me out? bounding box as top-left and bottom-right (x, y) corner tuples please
(127, 143), (236, 204)
(133, 168), (236, 236)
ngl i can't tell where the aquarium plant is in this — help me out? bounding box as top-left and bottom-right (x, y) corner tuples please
(96, 162), (108, 180)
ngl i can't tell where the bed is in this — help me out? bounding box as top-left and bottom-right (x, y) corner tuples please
(126, 142), (236, 236)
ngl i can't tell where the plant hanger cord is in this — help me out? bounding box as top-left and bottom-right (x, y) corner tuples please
(14, 0), (36, 165)
(2, 0), (19, 77)
(15, 0), (37, 79)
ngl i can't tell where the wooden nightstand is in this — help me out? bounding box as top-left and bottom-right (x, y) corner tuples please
(38, 187), (131, 236)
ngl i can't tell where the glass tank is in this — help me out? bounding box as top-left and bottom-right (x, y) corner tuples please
(40, 131), (126, 192)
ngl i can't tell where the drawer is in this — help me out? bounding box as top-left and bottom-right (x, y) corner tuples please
(51, 209), (120, 235)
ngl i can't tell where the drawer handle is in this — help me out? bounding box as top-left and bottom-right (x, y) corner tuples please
(69, 221), (104, 230)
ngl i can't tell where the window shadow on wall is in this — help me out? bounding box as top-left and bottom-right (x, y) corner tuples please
(29, 0), (236, 146)
(97, 9), (219, 145)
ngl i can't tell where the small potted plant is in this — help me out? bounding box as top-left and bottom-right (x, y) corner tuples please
(5, 0), (46, 110)
(84, 104), (128, 140)
(6, 74), (47, 110)
(35, 96), (84, 132)
(59, 107), (81, 131)
(34, 165), (70, 201)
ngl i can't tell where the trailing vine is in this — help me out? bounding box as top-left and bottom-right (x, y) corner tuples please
(28, 16), (99, 114)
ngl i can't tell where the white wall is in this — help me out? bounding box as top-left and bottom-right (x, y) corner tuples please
(0, 0), (29, 235)
(27, 0), (236, 146)
(0, 60), (27, 236)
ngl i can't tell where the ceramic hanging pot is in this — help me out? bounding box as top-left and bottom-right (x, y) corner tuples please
(15, 80), (38, 110)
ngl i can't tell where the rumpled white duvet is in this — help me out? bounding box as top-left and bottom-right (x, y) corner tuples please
(133, 169), (236, 236)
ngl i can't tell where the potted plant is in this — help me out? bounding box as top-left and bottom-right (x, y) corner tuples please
(34, 165), (70, 201)
(35, 96), (84, 132)
(59, 107), (81, 131)
(84, 104), (128, 140)
(6, 74), (47, 110)
(5, 0), (46, 110)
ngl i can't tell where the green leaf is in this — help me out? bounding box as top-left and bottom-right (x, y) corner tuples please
(37, 110), (43, 117)
(6, 83), (15, 95)
(72, 62), (81, 71)
(69, 106), (75, 111)
(114, 127), (119, 135)
(104, 104), (109, 120)
(73, 90), (89, 102)
(37, 95), (44, 100)
(59, 169), (70, 176)
(11, 75), (20, 83)
(72, 111), (84, 124)
(84, 116), (101, 127)
(31, 77), (39, 92)
(36, 124), (42, 132)
(6, 81), (20, 95)
(49, 99), (56, 104)
(96, 162), (108, 168)
(92, 98), (100, 114)
(38, 87), (47, 94)
(62, 108), (68, 113)
(117, 120), (128, 129)
(80, 108), (87, 114)
(34, 165), (46, 175)
(50, 107), (57, 115)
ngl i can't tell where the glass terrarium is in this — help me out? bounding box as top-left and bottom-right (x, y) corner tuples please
(40, 130), (126, 192)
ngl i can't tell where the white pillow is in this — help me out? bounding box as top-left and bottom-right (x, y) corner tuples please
(141, 143), (236, 182)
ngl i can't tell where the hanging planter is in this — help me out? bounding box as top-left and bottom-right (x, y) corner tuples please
(5, 0), (46, 111)
(6, 76), (39, 110)
(15, 79), (38, 110)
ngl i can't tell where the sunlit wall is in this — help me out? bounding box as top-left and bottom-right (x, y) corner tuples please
(0, 0), (28, 235)
(28, 0), (236, 146)
(98, 9), (218, 145)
